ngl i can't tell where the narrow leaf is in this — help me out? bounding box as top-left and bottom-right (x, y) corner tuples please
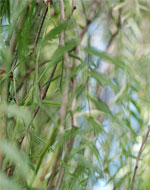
(0, 141), (30, 179)
(0, 173), (21, 190)
(85, 47), (128, 70)
(88, 95), (112, 116)
(90, 69), (119, 92)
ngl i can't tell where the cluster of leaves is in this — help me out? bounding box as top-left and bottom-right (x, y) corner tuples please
(0, 0), (150, 190)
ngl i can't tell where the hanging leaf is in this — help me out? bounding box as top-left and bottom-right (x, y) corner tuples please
(90, 68), (119, 93)
(38, 39), (79, 81)
(43, 19), (72, 43)
(88, 95), (112, 116)
(85, 47), (128, 70)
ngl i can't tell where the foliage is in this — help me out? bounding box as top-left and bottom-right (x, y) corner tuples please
(0, 0), (150, 190)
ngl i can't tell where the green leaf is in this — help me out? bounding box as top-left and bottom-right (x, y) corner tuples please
(85, 116), (106, 134)
(34, 125), (58, 175)
(88, 95), (112, 116)
(19, 100), (60, 106)
(43, 75), (61, 87)
(51, 40), (79, 63)
(42, 100), (60, 106)
(6, 0), (10, 23)
(38, 39), (79, 82)
(90, 69), (119, 93)
(43, 19), (71, 43)
(85, 47), (128, 70)
(28, 130), (54, 152)
(0, 141), (30, 179)
(0, 104), (31, 125)
(69, 63), (85, 79)
(69, 53), (85, 65)
(0, 173), (21, 190)
(76, 109), (105, 118)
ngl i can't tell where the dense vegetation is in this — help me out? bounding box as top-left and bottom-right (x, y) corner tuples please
(0, 0), (150, 190)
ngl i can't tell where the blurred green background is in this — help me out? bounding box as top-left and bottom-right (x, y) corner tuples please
(0, 0), (150, 189)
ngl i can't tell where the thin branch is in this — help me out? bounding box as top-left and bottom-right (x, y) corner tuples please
(31, 64), (57, 122)
(54, 47), (78, 190)
(79, 0), (99, 38)
(10, 4), (46, 71)
(67, 0), (76, 20)
(50, 2), (78, 190)
(19, 4), (50, 120)
(10, 5), (30, 70)
(71, 47), (78, 128)
(81, 0), (88, 21)
(4, 3), (52, 178)
(16, 60), (49, 92)
(131, 125), (150, 190)
(0, 80), (8, 169)
(47, 150), (62, 190)
(7, 63), (57, 177)
(0, 8), (27, 170)
(9, 15), (24, 55)
(10, 11), (26, 70)
(30, 6), (48, 54)
(31, 2), (44, 27)
(47, 0), (71, 189)
(55, 165), (64, 190)
(48, 1), (101, 189)
(57, 0), (72, 123)
(106, 6), (121, 52)
(54, 136), (75, 190)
